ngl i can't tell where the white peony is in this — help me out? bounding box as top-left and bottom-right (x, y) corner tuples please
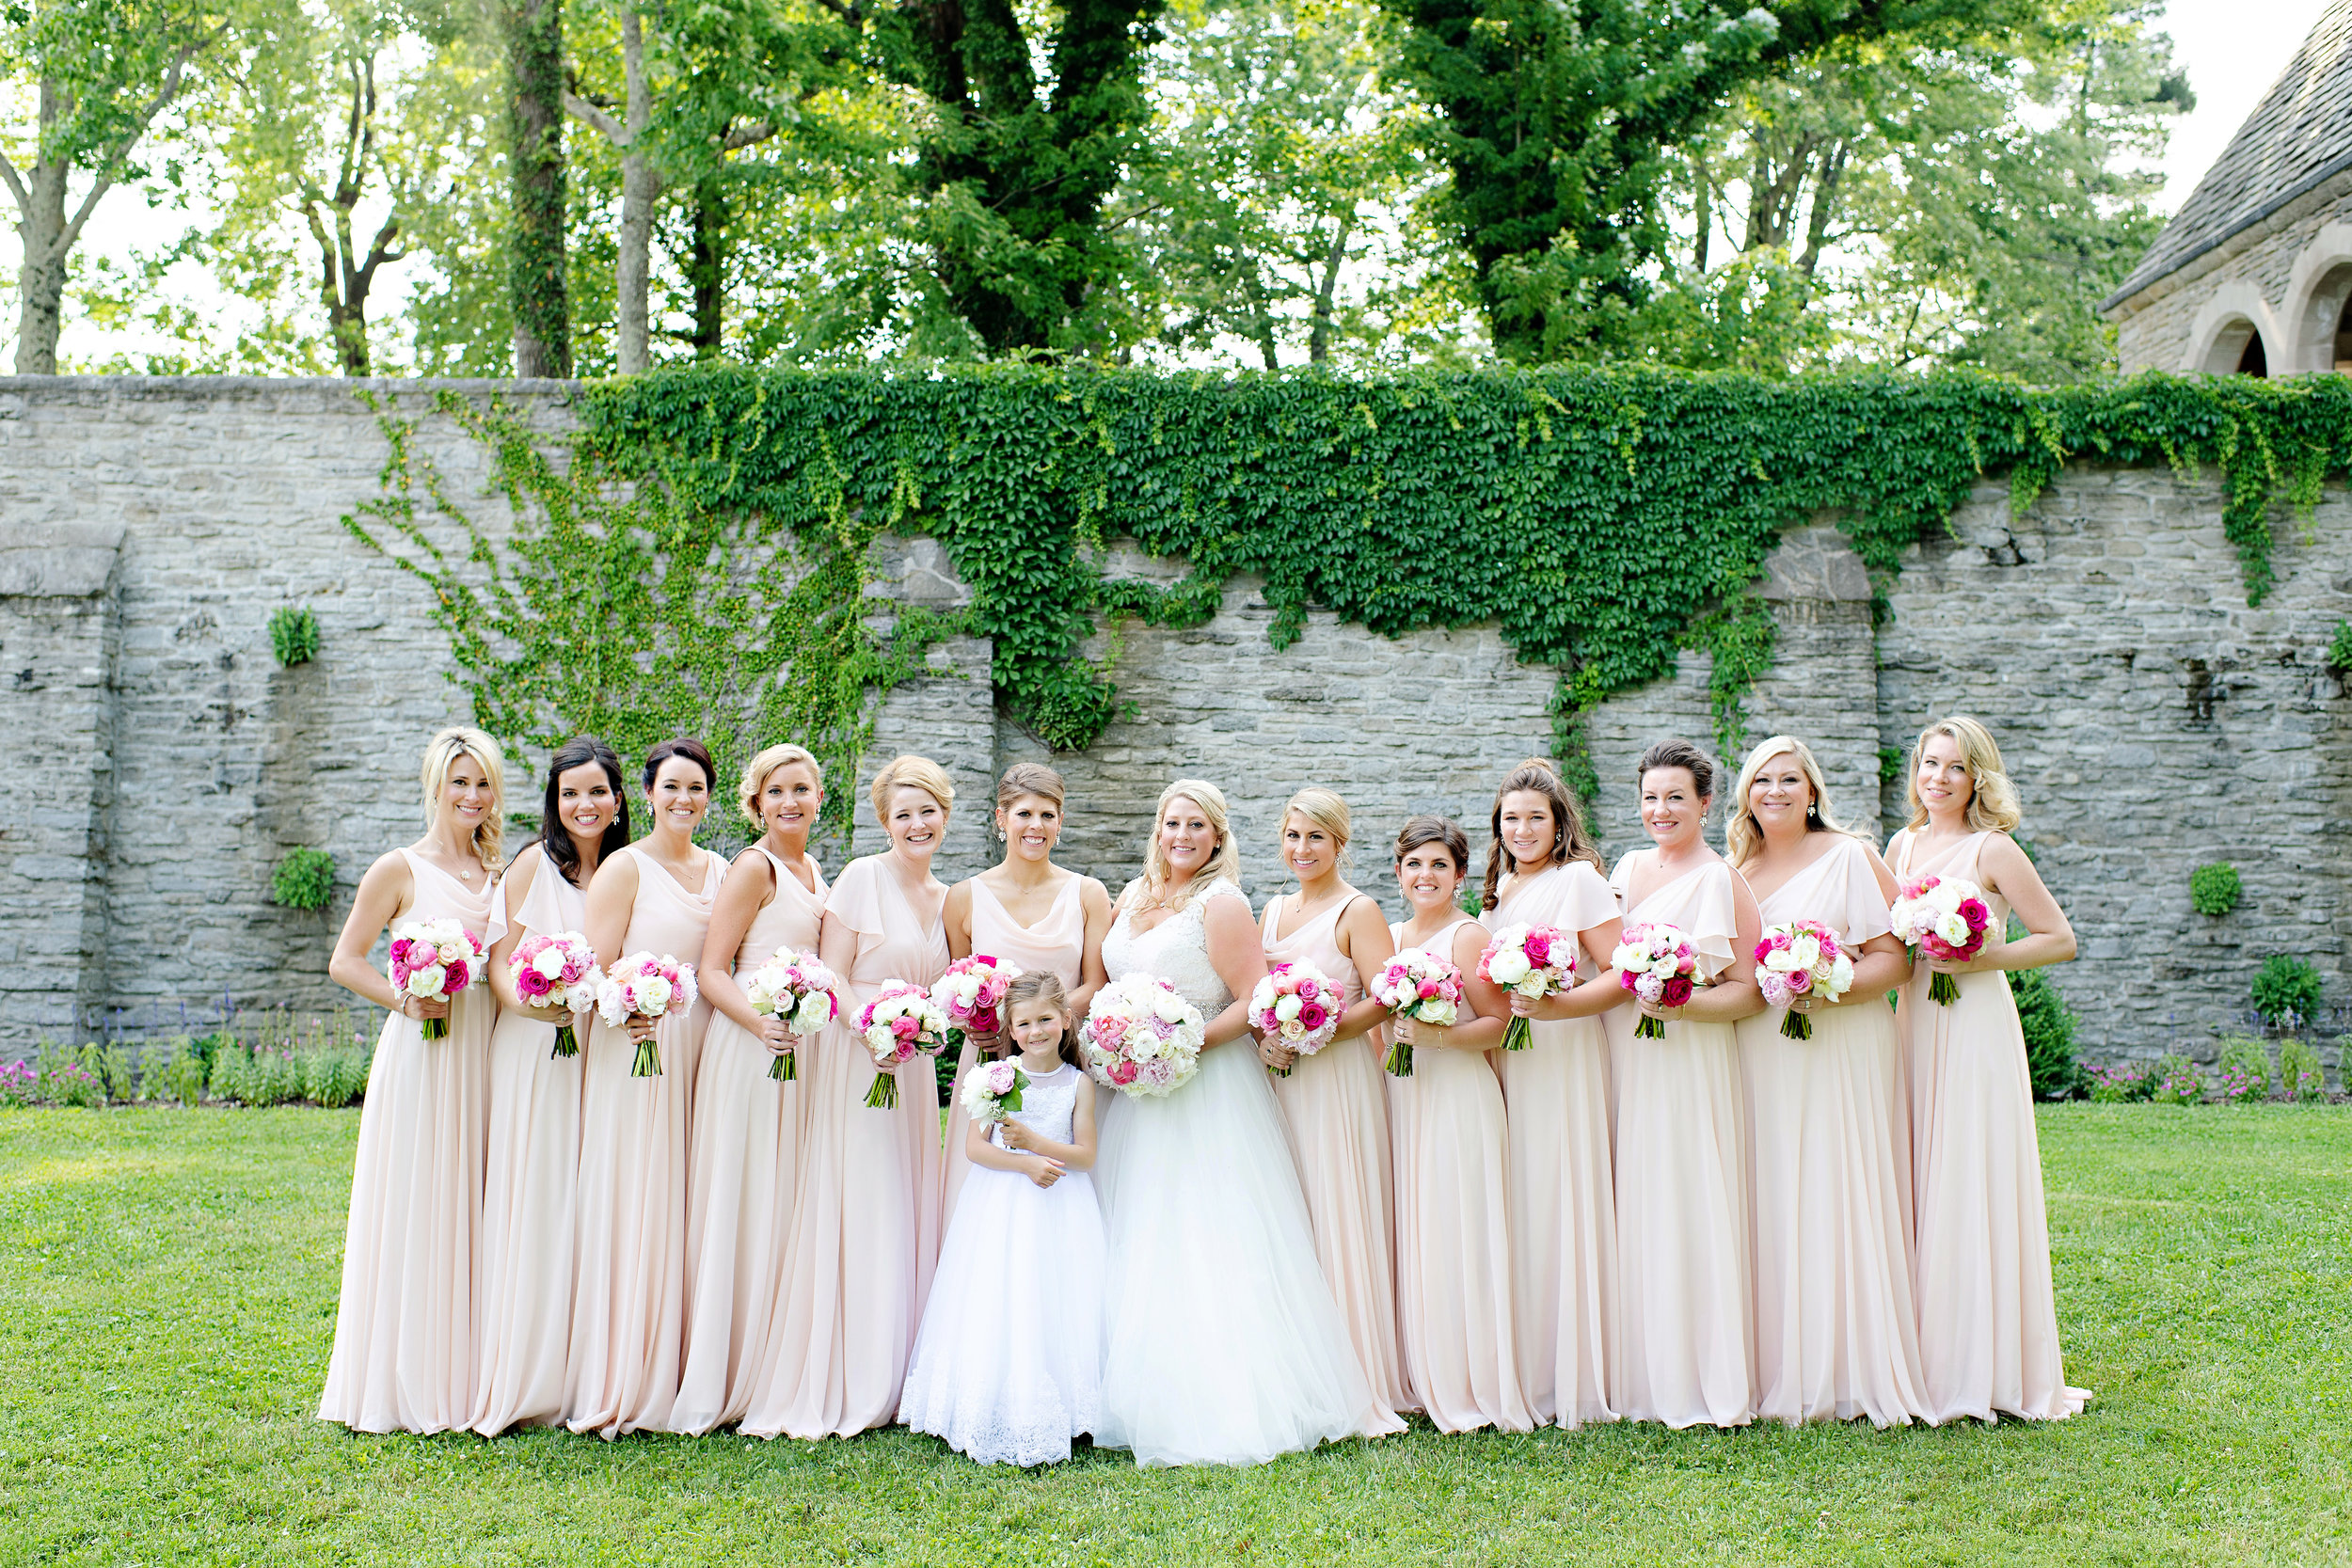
(1275, 994), (1303, 1022)
(1789, 933), (1820, 971)
(638, 974), (674, 1014)
(1830, 954), (1855, 990)
(1488, 949), (1533, 986)
(1935, 911), (1970, 945)
(1150, 991), (1188, 1024)
(532, 946), (568, 981)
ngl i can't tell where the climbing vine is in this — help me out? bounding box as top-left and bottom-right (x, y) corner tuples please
(354, 367), (2352, 816)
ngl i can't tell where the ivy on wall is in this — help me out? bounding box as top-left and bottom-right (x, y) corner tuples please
(354, 368), (2352, 812)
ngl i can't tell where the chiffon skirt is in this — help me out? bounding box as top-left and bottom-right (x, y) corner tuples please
(469, 1010), (581, 1435)
(1903, 970), (2090, 1422)
(318, 997), (491, 1433)
(1093, 1045), (1403, 1466)
(1273, 1036), (1410, 1414)
(1499, 1015), (1619, 1428)
(564, 1010), (691, 1438)
(1739, 1000), (1929, 1427)
(1391, 1046), (1532, 1433)
(899, 1164), (1106, 1465)
(1609, 1013), (1754, 1428)
(671, 1012), (804, 1433)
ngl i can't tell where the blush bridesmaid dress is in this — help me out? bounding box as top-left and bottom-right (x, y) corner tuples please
(1604, 855), (1755, 1429)
(941, 873), (1088, 1226)
(564, 843), (722, 1438)
(1387, 913), (1532, 1433)
(1491, 860), (1622, 1429)
(470, 845), (587, 1435)
(1891, 828), (2090, 1424)
(1263, 891), (1411, 1417)
(670, 847), (828, 1434)
(743, 854), (948, 1438)
(1735, 836), (1928, 1427)
(318, 848), (493, 1434)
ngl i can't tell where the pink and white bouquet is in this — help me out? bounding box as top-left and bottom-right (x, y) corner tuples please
(1370, 950), (1464, 1078)
(1248, 960), (1341, 1077)
(1754, 919), (1855, 1040)
(741, 947), (843, 1083)
(1081, 974), (1206, 1099)
(1611, 922), (1700, 1039)
(389, 918), (486, 1041)
(958, 1057), (1031, 1128)
(596, 952), (698, 1077)
(856, 981), (950, 1109)
(1890, 873), (1993, 1005)
(507, 930), (600, 1057)
(930, 954), (1022, 1052)
(1479, 923), (1576, 1053)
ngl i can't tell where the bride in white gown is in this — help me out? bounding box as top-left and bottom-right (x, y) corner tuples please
(1093, 779), (1404, 1466)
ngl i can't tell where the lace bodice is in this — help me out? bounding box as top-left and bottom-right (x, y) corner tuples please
(1103, 878), (1245, 1019)
(987, 1061), (1084, 1149)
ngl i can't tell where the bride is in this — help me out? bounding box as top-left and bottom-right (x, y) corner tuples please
(1093, 779), (1404, 1466)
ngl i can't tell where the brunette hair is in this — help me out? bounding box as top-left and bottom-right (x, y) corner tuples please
(1129, 778), (1242, 913)
(643, 736), (717, 793)
(738, 742), (821, 828)
(1904, 715), (2024, 833)
(1392, 815), (1471, 877)
(1724, 735), (1851, 868)
(539, 736), (629, 890)
(418, 726), (506, 877)
(1636, 737), (1718, 802)
(870, 753), (955, 818)
(1004, 969), (1083, 1069)
(1480, 757), (1605, 911)
(995, 762), (1066, 814)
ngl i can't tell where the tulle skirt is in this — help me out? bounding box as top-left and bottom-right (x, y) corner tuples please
(1093, 1044), (1403, 1466)
(899, 1164), (1105, 1465)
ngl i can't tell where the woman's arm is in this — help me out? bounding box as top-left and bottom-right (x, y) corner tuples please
(1072, 878), (1114, 1016)
(943, 879), (975, 961)
(485, 847), (568, 1020)
(328, 850), (429, 1016)
(701, 848), (795, 1046)
(1519, 914), (1628, 1022)
(1961, 834), (2076, 974)
(1331, 895), (1397, 1042)
(585, 850), (655, 1041)
(1822, 931), (1911, 1004)
(1661, 866), (1765, 1023)
(1200, 893), (1272, 1048)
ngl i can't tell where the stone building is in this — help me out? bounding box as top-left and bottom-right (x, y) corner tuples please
(2106, 0), (2352, 374)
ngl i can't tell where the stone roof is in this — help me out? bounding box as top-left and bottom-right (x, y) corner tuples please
(2105, 0), (2352, 308)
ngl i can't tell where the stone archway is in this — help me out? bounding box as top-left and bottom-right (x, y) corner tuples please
(2283, 224), (2352, 372)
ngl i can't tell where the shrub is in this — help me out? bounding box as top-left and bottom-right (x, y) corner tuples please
(2214, 1034), (2273, 1103)
(0, 1059), (34, 1107)
(2279, 1037), (2328, 1102)
(303, 1050), (368, 1109)
(40, 1059), (104, 1108)
(271, 848), (336, 911)
(2087, 1058), (2159, 1102)
(2188, 862), (2242, 917)
(208, 1042), (253, 1105)
(73, 1040), (136, 1102)
(2329, 618), (2352, 674)
(2012, 968), (2083, 1100)
(2151, 1053), (2206, 1105)
(266, 604), (320, 666)
(2250, 955), (2325, 1031)
(248, 1049), (304, 1106)
(158, 1037), (210, 1105)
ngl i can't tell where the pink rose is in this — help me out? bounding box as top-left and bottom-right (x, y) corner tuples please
(1298, 1003), (1327, 1030)
(1958, 898), (1988, 927)
(442, 959), (469, 991)
(1109, 1060), (1138, 1085)
(1297, 978), (1320, 1002)
(890, 1016), (919, 1041)
(516, 968), (550, 999)
(1661, 974), (1694, 1007)
(1523, 932), (1551, 966)
(1786, 968), (1812, 993)
(1417, 980), (1438, 1000)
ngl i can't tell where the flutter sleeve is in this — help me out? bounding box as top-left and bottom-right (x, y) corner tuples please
(1831, 837), (1895, 947)
(1557, 861), (1620, 936)
(824, 855), (887, 940)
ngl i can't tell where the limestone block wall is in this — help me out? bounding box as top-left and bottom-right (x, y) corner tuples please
(2108, 170), (2352, 374)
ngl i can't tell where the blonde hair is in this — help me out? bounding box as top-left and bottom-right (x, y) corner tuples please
(739, 742), (821, 827)
(1904, 715), (2023, 833)
(996, 762), (1066, 814)
(1281, 787), (1351, 848)
(1725, 735), (1852, 868)
(869, 754), (955, 819)
(1133, 778), (1243, 911)
(419, 726), (505, 876)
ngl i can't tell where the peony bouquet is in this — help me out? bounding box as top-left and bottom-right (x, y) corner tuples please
(1081, 974), (1206, 1099)
(389, 918), (486, 1041)
(596, 952), (698, 1077)
(856, 981), (950, 1109)
(930, 955), (1022, 1053)
(1248, 960), (1341, 1077)
(1479, 923), (1576, 1053)
(1370, 950), (1463, 1077)
(507, 930), (600, 1057)
(1611, 923), (1699, 1040)
(958, 1057), (1031, 1129)
(741, 947), (843, 1083)
(1754, 919), (1855, 1039)
(1890, 873), (1993, 1005)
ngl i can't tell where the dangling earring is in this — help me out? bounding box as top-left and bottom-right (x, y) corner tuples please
(1806, 802), (1819, 820)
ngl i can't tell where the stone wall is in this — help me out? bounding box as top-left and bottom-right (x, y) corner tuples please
(2108, 169), (2352, 375)
(3, 376), (2347, 1073)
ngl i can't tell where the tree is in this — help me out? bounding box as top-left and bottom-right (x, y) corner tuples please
(500, 0), (569, 374)
(0, 0), (227, 372)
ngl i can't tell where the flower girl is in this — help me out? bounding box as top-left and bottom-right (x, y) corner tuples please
(899, 971), (1106, 1465)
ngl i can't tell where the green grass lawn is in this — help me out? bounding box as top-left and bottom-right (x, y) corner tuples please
(2, 1106), (2347, 1567)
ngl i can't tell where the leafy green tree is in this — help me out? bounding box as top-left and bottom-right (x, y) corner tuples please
(500, 0), (568, 373)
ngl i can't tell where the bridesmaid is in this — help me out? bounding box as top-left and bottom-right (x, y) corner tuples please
(939, 763), (1112, 1225)
(1483, 759), (1626, 1430)
(1257, 787), (1409, 1417)
(319, 726), (504, 1433)
(1384, 816), (1532, 1434)
(1727, 736), (1928, 1427)
(1603, 738), (1765, 1429)
(474, 736), (628, 1435)
(566, 736), (725, 1438)
(1889, 715), (2089, 1423)
(672, 744), (831, 1434)
(746, 754), (955, 1438)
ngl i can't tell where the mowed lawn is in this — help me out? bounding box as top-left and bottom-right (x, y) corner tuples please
(2, 1107), (2347, 1567)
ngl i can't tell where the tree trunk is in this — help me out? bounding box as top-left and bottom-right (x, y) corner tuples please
(1307, 214), (1351, 364)
(1795, 143), (1847, 281)
(504, 0), (571, 377)
(612, 8), (657, 374)
(688, 179), (725, 358)
(13, 147), (69, 375)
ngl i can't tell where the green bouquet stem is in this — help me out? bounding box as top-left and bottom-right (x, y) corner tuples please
(865, 1067), (898, 1108)
(630, 1033), (662, 1078)
(1778, 1009), (1813, 1041)
(1501, 1014), (1534, 1052)
(1930, 971), (1962, 1006)
(1633, 1012), (1667, 1040)
(769, 1044), (796, 1083)
(549, 1021), (579, 1059)
(421, 1014), (448, 1042)
(1382, 1030), (1413, 1077)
